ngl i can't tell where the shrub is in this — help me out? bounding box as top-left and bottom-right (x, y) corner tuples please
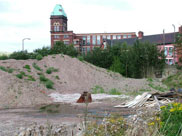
(36, 54), (43, 60)
(39, 75), (47, 82)
(9, 50), (30, 60)
(77, 56), (84, 61)
(23, 65), (31, 70)
(32, 63), (42, 71)
(46, 67), (59, 74)
(16, 73), (23, 79)
(45, 80), (54, 89)
(55, 75), (60, 80)
(0, 55), (9, 60)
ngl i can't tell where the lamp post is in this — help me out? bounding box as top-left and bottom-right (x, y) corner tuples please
(22, 38), (31, 51)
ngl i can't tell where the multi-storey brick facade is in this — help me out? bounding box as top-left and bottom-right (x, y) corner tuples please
(50, 4), (136, 53)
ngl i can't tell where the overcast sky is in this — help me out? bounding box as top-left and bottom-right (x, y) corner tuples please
(0, 0), (182, 52)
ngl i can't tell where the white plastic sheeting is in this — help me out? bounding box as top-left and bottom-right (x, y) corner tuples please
(48, 93), (129, 104)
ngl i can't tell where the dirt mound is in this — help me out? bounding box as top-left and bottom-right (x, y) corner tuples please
(0, 55), (147, 108)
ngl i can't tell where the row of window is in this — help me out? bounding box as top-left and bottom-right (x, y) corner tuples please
(54, 35), (69, 39)
(82, 35), (132, 46)
(53, 26), (66, 32)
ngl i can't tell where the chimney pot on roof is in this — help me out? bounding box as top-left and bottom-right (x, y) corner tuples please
(138, 31), (144, 39)
(179, 26), (182, 34)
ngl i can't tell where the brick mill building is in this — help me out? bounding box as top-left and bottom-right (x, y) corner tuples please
(50, 4), (136, 54)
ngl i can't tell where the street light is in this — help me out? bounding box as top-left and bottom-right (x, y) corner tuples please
(22, 38), (31, 51)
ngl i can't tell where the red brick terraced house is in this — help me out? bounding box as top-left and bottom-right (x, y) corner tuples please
(50, 4), (136, 54)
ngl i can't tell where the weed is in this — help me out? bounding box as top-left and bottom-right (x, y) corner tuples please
(55, 75), (60, 80)
(109, 88), (121, 95)
(46, 67), (59, 74)
(16, 73), (23, 79)
(27, 75), (36, 81)
(32, 63), (42, 71)
(92, 85), (105, 94)
(40, 104), (60, 113)
(39, 74), (54, 89)
(0, 66), (14, 73)
(23, 65), (31, 70)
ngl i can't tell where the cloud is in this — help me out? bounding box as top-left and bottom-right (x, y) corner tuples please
(0, 1), (10, 13)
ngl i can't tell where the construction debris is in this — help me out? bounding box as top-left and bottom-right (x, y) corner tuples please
(77, 91), (92, 103)
(115, 91), (182, 108)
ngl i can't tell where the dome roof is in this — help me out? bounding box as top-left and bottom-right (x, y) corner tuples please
(51, 4), (67, 17)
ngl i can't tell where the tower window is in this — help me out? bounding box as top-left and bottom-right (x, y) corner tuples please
(54, 35), (60, 39)
(53, 22), (60, 32)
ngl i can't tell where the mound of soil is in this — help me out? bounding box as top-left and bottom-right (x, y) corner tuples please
(0, 55), (147, 108)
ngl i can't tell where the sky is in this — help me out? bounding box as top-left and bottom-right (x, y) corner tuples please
(0, 0), (182, 52)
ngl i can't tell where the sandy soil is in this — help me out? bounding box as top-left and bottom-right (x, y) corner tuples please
(0, 55), (148, 109)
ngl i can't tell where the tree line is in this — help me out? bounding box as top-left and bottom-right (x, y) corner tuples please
(0, 41), (166, 78)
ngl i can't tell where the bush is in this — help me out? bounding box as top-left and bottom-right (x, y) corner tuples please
(45, 80), (54, 89)
(46, 67), (59, 74)
(0, 55), (9, 60)
(36, 54), (43, 60)
(39, 75), (47, 82)
(16, 73), (23, 79)
(9, 50), (30, 60)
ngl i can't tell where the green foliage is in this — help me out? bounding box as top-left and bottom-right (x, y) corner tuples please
(45, 80), (54, 89)
(27, 75), (36, 81)
(162, 72), (182, 88)
(108, 88), (121, 95)
(32, 63), (42, 71)
(92, 85), (105, 94)
(36, 54), (43, 60)
(39, 74), (54, 89)
(77, 56), (84, 61)
(158, 103), (182, 136)
(0, 55), (9, 60)
(9, 50), (30, 60)
(46, 67), (59, 74)
(55, 75), (60, 80)
(0, 66), (14, 73)
(34, 47), (51, 57)
(23, 65), (31, 72)
(51, 42), (78, 57)
(16, 73), (23, 79)
(110, 56), (124, 74)
(84, 41), (165, 78)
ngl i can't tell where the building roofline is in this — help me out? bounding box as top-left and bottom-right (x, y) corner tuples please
(76, 32), (136, 36)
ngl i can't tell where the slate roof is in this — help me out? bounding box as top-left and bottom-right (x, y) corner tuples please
(107, 32), (178, 46)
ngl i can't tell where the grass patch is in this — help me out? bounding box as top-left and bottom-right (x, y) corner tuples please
(162, 72), (182, 88)
(27, 75), (36, 81)
(108, 88), (121, 95)
(0, 66), (14, 73)
(39, 74), (54, 89)
(92, 85), (105, 94)
(46, 67), (59, 74)
(40, 104), (60, 113)
(32, 63), (42, 71)
(55, 75), (60, 80)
